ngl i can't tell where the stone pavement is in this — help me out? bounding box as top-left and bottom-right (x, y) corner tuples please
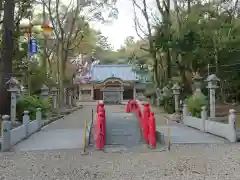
(13, 103), (96, 151)
(158, 124), (227, 144)
(105, 112), (142, 146)
(150, 105), (227, 144)
(13, 102), (228, 152)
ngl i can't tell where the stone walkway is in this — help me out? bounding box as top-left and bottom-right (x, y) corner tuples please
(13, 103), (96, 151)
(13, 102), (228, 152)
(150, 105), (227, 144)
(105, 112), (142, 146)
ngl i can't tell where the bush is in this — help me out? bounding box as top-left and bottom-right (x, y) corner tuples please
(187, 91), (208, 118)
(16, 95), (51, 121)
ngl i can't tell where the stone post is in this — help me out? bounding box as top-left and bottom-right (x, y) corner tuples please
(183, 104), (188, 118)
(206, 74), (220, 118)
(6, 77), (20, 122)
(1, 115), (11, 152)
(200, 106), (207, 132)
(228, 109), (237, 142)
(23, 111), (30, 137)
(51, 87), (58, 109)
(171, 83), (181, 113)
(67, 88), (73, 106)
(40, 84), (49, 100)
(36, 108), (42, 130)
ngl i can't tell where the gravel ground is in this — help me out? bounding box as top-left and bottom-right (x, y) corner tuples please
(1, 144), (240, 180)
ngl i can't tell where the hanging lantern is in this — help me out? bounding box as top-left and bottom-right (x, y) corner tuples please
(42, 23), (53, 35)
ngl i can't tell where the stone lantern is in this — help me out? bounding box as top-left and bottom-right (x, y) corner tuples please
(40, 84), (49, 100)
(205, 74), (220, 118)
(51, 87), (58, 109)
(162, 86), (172, 98)
(6, 77), (20, 122)
(192, 72), (203, 92)
(172, 83), (181, 113)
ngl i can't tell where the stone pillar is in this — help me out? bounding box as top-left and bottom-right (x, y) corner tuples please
(36, 108), (42, 130)
(133, 85), (136, 100)
(1, 115), (11, 152)
(200, 106), (207, 132)
(23, 110), (30, 137)
(183, 104), (188, 118)
(206, 74), (220, 118)
(228, 109), (237, 142)
(51, 87), (58, 109)
(67, 88), (73, 106)
(6, 77), (20, 122)
(40, 85), (49, 100)
(171, 83), (181, 113)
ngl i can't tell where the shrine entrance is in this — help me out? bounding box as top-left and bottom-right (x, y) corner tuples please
(94, 77), (134, 104)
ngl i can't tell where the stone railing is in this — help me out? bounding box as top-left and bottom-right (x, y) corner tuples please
(1, 108), (42, 151)
(182, 104), (237, 142)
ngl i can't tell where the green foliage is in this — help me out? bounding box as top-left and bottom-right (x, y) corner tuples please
(16, 95), (51, 121)
(187, 91), (208, 118)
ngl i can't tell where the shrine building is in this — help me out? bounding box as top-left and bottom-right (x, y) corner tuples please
(77, 64), (148, 104)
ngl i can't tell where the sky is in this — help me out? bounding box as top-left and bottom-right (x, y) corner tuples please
(35, 0), (150, 50)
(93, 0), (141, 50)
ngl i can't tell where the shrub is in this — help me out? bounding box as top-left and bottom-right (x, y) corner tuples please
(187, 91), (208, 118)
(16, 95), (51, 121)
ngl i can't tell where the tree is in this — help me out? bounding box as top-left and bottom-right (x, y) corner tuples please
(130, 0), (240, 98)
(0, 0), (15, 115)
(43, 0), (118, 106)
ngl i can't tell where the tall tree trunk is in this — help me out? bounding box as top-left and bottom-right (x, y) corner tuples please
(0, 0), (15, 115)
(166, 49), (171, 80)
(59, 42), (65, 107)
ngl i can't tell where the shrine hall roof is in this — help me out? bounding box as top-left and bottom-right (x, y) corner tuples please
(91, 64), (137, 81)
